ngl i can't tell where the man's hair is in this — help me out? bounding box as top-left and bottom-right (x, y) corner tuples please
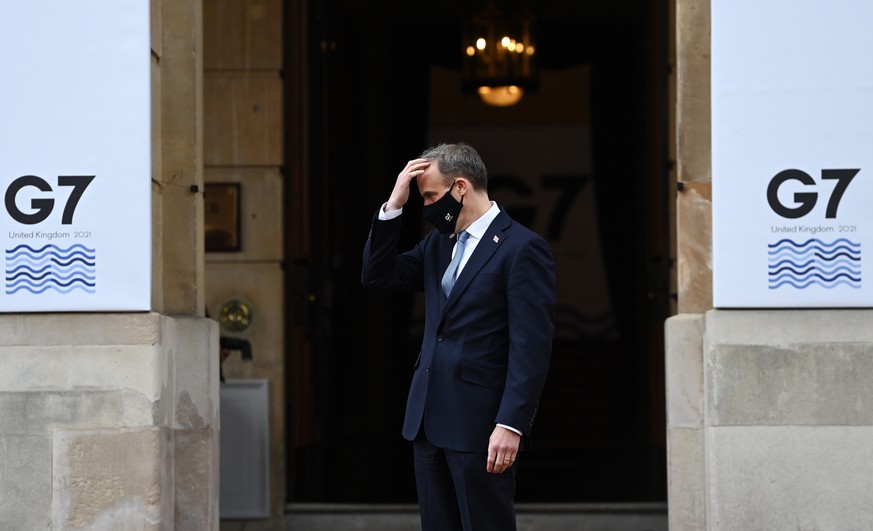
(419, 142), (487, 191)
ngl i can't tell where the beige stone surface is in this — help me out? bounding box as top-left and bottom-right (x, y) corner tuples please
(205, 168), (283, 262)
(150, 0), (162, 58)
(675, 0), (712, 314)
(0, 392), (126, 434)
(705, 308), (873, 344)
(206, 263), (283, 367)
(676, 182), (711, 313)
(0, 314), (218, 431)
(709, 342), (873, 426)
(203, 0), (282, 70)
(0, 314), (218, 529)
(0, 434), (51, 530)
(665, 314), (705, 428)
(155, 0), (205, 315)
(666, 0), (679, 317)
(0, 0), (227, 528)
(151, 48), (165, 313)
(697, 310), (873, 530)
(666, 313), (707, 530)
(705, 310), (873, 427)
(175, 428), (220, 529)
(165, 315), (221, 430)
(675, 0), (711, 186)
(0, 312), (161, 346)
(204, 72), (283, 166)
(52, 428), (163, 530)
(206, 263), (285, 517)
(201, 0), (285, 524)
(0, 348), (158, 401)
(668, 3), (873, 531)
(667, 427), (706, 531)
(707, 426), (873, 530)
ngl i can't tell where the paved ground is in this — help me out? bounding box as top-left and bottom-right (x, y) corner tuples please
(281, 503), (668, 531)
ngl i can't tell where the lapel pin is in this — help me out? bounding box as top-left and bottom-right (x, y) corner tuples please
(493, 235), (500, 243)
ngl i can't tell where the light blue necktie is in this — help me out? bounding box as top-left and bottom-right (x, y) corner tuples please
(441, 231), (469, 296)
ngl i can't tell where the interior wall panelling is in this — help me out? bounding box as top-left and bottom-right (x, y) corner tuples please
(206, 262), (286, 516)
(204, 72), (284, 167)
(203, 0), (282, 71)
(204, 168), (283, 263)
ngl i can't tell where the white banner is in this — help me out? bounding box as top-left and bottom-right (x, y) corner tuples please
(712, 0), (873, 307)
(0, 1), (151, 311)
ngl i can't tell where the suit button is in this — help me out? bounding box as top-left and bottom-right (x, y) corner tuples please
(437, 335), (443, 342)
(426, 365), (431, 373)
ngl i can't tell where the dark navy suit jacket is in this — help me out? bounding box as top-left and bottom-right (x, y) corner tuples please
(362, 207), (556, 453)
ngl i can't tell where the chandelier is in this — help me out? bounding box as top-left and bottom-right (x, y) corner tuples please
(462, 2), (538, 107)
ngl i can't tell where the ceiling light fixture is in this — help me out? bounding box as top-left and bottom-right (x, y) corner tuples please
(462, 2), (538, 107)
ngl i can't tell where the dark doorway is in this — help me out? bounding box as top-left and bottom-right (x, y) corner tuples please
(285, 0), (670, 504)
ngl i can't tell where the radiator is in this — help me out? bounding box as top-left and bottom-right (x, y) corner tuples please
(219, 379), (271, 518)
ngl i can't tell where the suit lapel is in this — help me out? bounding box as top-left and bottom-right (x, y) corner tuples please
(438, 233), (456, 273)
(440, 211), (511, 315)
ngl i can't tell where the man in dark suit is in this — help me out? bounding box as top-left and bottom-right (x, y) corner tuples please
(362, 142), (556, 531)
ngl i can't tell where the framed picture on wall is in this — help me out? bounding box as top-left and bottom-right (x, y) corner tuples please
(205, 183), (241, 252)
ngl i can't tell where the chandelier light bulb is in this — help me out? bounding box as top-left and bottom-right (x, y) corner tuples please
(477, 85), (525, 107)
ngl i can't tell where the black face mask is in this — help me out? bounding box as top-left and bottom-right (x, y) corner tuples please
(422, 183), (463, 235)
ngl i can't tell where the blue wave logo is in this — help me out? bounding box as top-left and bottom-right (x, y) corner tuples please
(768, 238), (861, 289)
(5, 244), (96, 295)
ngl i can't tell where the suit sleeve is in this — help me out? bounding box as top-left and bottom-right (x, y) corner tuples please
(496, 235), (556, 437)
(361, 209), (427, 292)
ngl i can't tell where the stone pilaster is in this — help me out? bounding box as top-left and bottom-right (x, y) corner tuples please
(667, 310), (873, 530)
(0, 313), (218, 530)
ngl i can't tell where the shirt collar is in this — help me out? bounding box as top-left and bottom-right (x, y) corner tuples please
(461, 201), (500, 241)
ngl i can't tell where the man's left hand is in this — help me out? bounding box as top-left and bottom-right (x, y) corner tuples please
(487, 425), (521, 474)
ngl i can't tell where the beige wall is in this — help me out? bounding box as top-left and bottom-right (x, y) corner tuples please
(152, 0), (207, 316)
(202, 0), (287, 526)
(669, 3), (873, 530)
(0, 0), (227, 527)
(675, 0), (711, 314)
(667, 1), (712, 527)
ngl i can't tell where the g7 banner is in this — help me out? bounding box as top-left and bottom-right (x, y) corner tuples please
(712, 0), (873, 307)
(0, 1), (151, 311)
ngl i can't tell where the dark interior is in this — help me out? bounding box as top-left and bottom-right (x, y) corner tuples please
(285, 0), (671, 504)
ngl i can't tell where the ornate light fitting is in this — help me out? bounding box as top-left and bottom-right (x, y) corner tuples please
(463, 2), (538, 107)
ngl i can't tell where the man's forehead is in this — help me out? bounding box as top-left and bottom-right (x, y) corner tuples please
(416, 167), (447, 191)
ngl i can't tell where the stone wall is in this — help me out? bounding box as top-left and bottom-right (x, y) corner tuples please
(666, 310), (873, 529)
(0, 313), (219, 530)
(669, 1), (873, 529)
(0, 0), (219, 527)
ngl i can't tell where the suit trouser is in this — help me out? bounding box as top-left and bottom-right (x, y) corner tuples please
(412, 435), (517, 531)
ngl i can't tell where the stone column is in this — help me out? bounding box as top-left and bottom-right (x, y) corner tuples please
(667, 0), (711, 525)
(0, 0), (218, 528)
(667, 2), (873, 530)
(0, 314), (219, 530)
